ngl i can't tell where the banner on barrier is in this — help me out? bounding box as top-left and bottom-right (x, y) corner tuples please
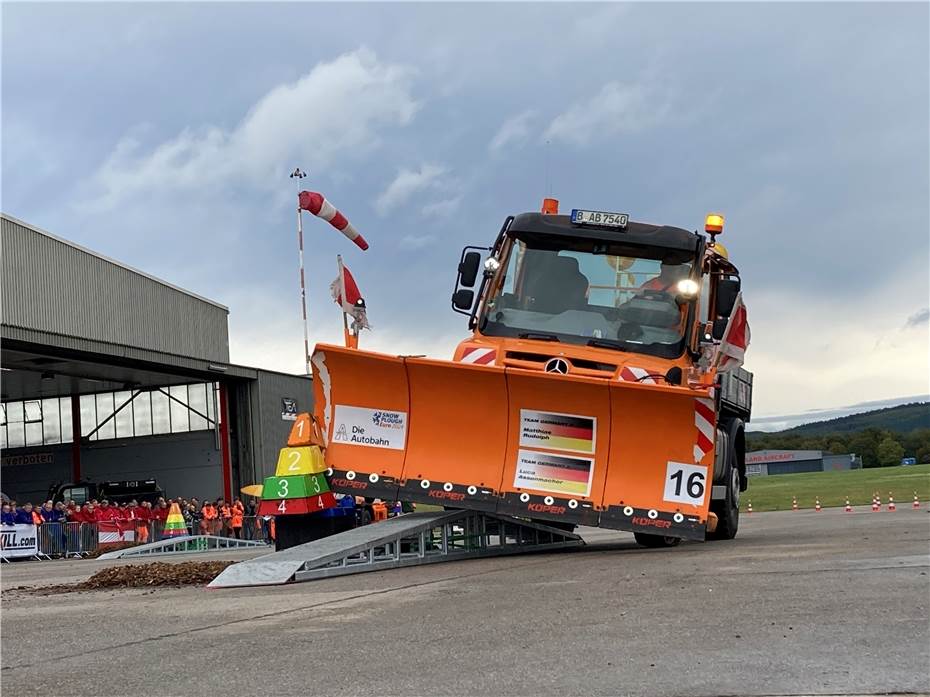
(0, 523), (39, 558)
(98, 520), (136, 545)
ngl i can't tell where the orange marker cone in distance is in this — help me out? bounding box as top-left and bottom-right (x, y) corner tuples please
(792, 496), (798, 511)
(871, 495), (880, 512)
(888, 493), (896, 512)
(747, 501), (753, 514)
(844, 498), (852, 513)
(815, 498), (822, 512)
(913, 492), (921, 510)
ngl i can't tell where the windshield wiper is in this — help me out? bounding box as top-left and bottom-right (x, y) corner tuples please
(587, 338), (630, 352)
(518, 331), (560, 342)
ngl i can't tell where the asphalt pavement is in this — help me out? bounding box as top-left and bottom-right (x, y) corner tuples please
(2, 508), (928, 696)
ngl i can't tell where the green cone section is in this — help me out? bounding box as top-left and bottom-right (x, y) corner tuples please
(261, 473), (330, 501)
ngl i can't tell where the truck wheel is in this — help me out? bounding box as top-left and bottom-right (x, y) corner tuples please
(708, 441), (740, 540)
(633, 532), (681, 548)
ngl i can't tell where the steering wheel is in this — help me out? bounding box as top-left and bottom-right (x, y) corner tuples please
(617, 323), (643, 342)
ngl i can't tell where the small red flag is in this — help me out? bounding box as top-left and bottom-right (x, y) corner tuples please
(330, 256), (370, 331)
(715, 292), (750, 373)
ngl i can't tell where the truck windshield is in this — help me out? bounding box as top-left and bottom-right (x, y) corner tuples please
(480, 237), (695, 358)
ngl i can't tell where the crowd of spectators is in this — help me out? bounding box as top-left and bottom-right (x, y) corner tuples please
(0, 496), (266, 541)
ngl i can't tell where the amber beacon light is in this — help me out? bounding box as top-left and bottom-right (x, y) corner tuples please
(705, 213), (725, 235)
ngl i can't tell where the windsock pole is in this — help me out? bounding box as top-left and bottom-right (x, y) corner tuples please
(291, 168), (312, 376)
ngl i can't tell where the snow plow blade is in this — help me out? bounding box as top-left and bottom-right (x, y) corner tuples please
(311, 344), (713, 540)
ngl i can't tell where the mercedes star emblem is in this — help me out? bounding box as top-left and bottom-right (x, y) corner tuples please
(544, 358), (570, 374)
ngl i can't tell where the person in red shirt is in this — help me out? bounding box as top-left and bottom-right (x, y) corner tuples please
(94, 500), (118, 522)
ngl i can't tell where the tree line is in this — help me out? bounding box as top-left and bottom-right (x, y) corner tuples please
(746, 427), (930, 468)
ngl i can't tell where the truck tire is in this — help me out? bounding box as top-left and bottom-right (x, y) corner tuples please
(633, 532), (682, 548)
(708, 439), (740, 540)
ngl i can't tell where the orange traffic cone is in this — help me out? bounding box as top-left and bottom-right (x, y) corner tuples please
(871, 495), (880, 512)
(815, 498), (822, 512)
(913, 492), (921, 510)
(747, 501), (753, 514)
(844, 498), (852, 513)
(791, 496), (798, 511)
(888, 493), (896, 512)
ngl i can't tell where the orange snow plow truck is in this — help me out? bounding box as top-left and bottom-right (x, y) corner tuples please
(311, 201), (753, 547)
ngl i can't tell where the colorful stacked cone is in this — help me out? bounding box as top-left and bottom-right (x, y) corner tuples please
(258, 414), (337, 517)
(162, 502), (188, 538)
(814, 498), (822, 512)
(913, 492), (921, 510)
(887, 493), (896, 512)
(746, 501), (753, 514)
(844, 498), (853, 513)
(871, 495), (880, 512)
(791, 496), (798, 511)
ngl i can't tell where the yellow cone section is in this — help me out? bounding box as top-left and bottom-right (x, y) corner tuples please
(275, 446), (327, 476)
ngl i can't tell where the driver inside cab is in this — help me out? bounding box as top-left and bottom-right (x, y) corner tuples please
(640, 261), (689, 293)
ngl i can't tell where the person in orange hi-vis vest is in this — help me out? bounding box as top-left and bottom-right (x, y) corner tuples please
(230, 499), (244, 539)
(218, 499), (232, 537)
(200, 501), (218, 535)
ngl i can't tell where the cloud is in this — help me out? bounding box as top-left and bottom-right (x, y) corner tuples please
(84, 48), (419, 211)
(398, 233), (436, 250)
(544, 82), (660, 145)
(905, 307), (929, 328)
(375, 163), (446, 215)
(488, 110), (536, 153)
(421, 195), (462, 219)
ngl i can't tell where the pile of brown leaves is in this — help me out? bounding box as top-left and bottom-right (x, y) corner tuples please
(79, 561), (233, 588)
(26, 561), (234, 594)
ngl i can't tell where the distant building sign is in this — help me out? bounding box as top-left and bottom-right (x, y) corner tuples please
(1, 452), (54, 467)
(746, 450), (822, 465)
(281, 398), (298, 421)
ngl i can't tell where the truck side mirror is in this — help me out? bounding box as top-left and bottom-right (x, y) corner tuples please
(715, 279), (740, 317)
(458, 252), (481, 288)
(452, 289), (475, 311)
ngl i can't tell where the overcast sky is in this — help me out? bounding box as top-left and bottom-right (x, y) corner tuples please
(3, 2), (928, 422)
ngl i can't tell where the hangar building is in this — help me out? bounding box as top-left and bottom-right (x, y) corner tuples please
(745, 449), (862, 477)
(1, 213), (310, 504)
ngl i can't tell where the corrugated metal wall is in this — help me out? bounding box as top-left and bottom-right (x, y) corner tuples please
(1, 215), (229, 362)
(251, 370), (314, 481)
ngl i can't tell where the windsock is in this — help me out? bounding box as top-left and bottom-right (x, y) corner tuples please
(298, 191), (369, 251)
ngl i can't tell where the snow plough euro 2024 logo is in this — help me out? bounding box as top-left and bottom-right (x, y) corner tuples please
(371, 410), (405, 430)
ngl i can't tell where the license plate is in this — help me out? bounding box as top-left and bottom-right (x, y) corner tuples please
(570, 209), (629, 228)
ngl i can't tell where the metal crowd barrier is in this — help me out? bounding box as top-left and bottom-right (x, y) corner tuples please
(32, 517), (271, 558)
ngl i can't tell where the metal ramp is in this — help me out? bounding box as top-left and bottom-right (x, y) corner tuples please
(96, 535), (268, 560)
(208, 510), (583, 588)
